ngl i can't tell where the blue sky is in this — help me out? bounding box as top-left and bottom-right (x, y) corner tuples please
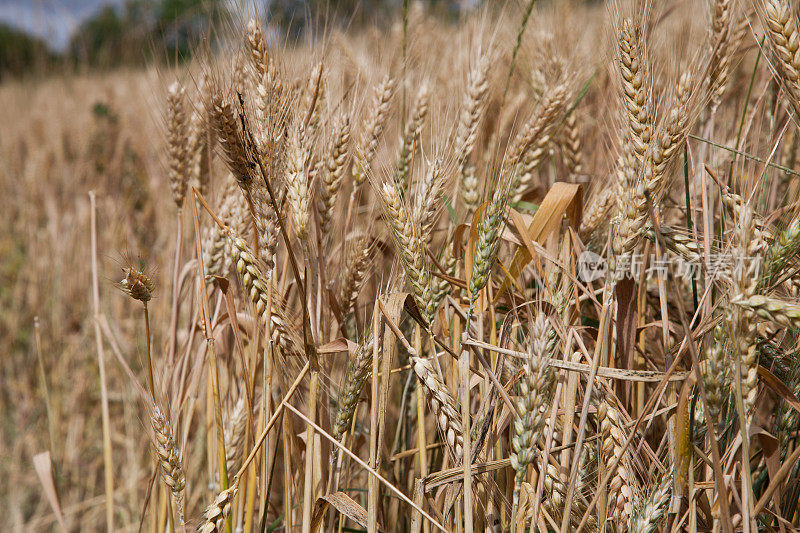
(0, 0), (124, 50)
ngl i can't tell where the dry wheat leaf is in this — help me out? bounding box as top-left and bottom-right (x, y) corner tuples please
(33, 452), (67, 531)
(310, 491), (381, 531)
(497, 182), (582, 298)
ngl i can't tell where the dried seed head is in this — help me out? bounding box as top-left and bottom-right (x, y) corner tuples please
(732, 294), (800, 329)
(409, 352), (464, 462)
(118, 260), (155, 303)
(763, 0), (800, 119)
(251, 184), (280, 276)
(414, 158), (445, 244)
(226, 229), (303, 357)
(560, 110), (582, 180)
(460, 162), (480, 215)
(509, 83), (570, 200)
(246, 18), (269, 74)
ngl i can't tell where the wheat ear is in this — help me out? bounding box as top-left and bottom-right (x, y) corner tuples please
(166, 81), (189, 209)
(333, 332), (375, 438)
(396, 82), (430, 188)
(613, 147), (647, 263)
(251, 184), (280, 276)
(208, 90), (254, 191)
(286, 123), (310, 242)
(618, 17), (652, 167)
(762, 217), (800, 286)
(733, 294), (800, 329)
(707, 0), (736, 112)
(467, 169), (513, 322)
(645, 72), (693, 200)
(560, 109), (583, 180)
(352, 76), (395, 191)
(150, 405), (186, 524)
(226, 229), (302, 357)
(629, 475), (671, 533)
(508, 83), (570, 200)
(414, 157), (444, 244)
(378, 181), (436, 326)
(202, 180), (247, 279)
(763, 0), (800, 119)
(598, 390), (634, 525)
(224, 397), (248, 474)
(336, 236), (372, 315)
(455, 54), (490, 214)
(197, 483), (238, 532)
(187, 106), (210, 194)
(580, 187), (615, 241)
(246, 19), (269, 73)
(317, 113), (351, 236)
(510, 313), (556, 524)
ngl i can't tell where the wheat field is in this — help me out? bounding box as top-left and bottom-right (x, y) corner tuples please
(3, 0), (800, 531)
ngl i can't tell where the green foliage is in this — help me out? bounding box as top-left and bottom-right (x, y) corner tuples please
(68, 0), (226, 68)
(0, 24), (55, 80)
